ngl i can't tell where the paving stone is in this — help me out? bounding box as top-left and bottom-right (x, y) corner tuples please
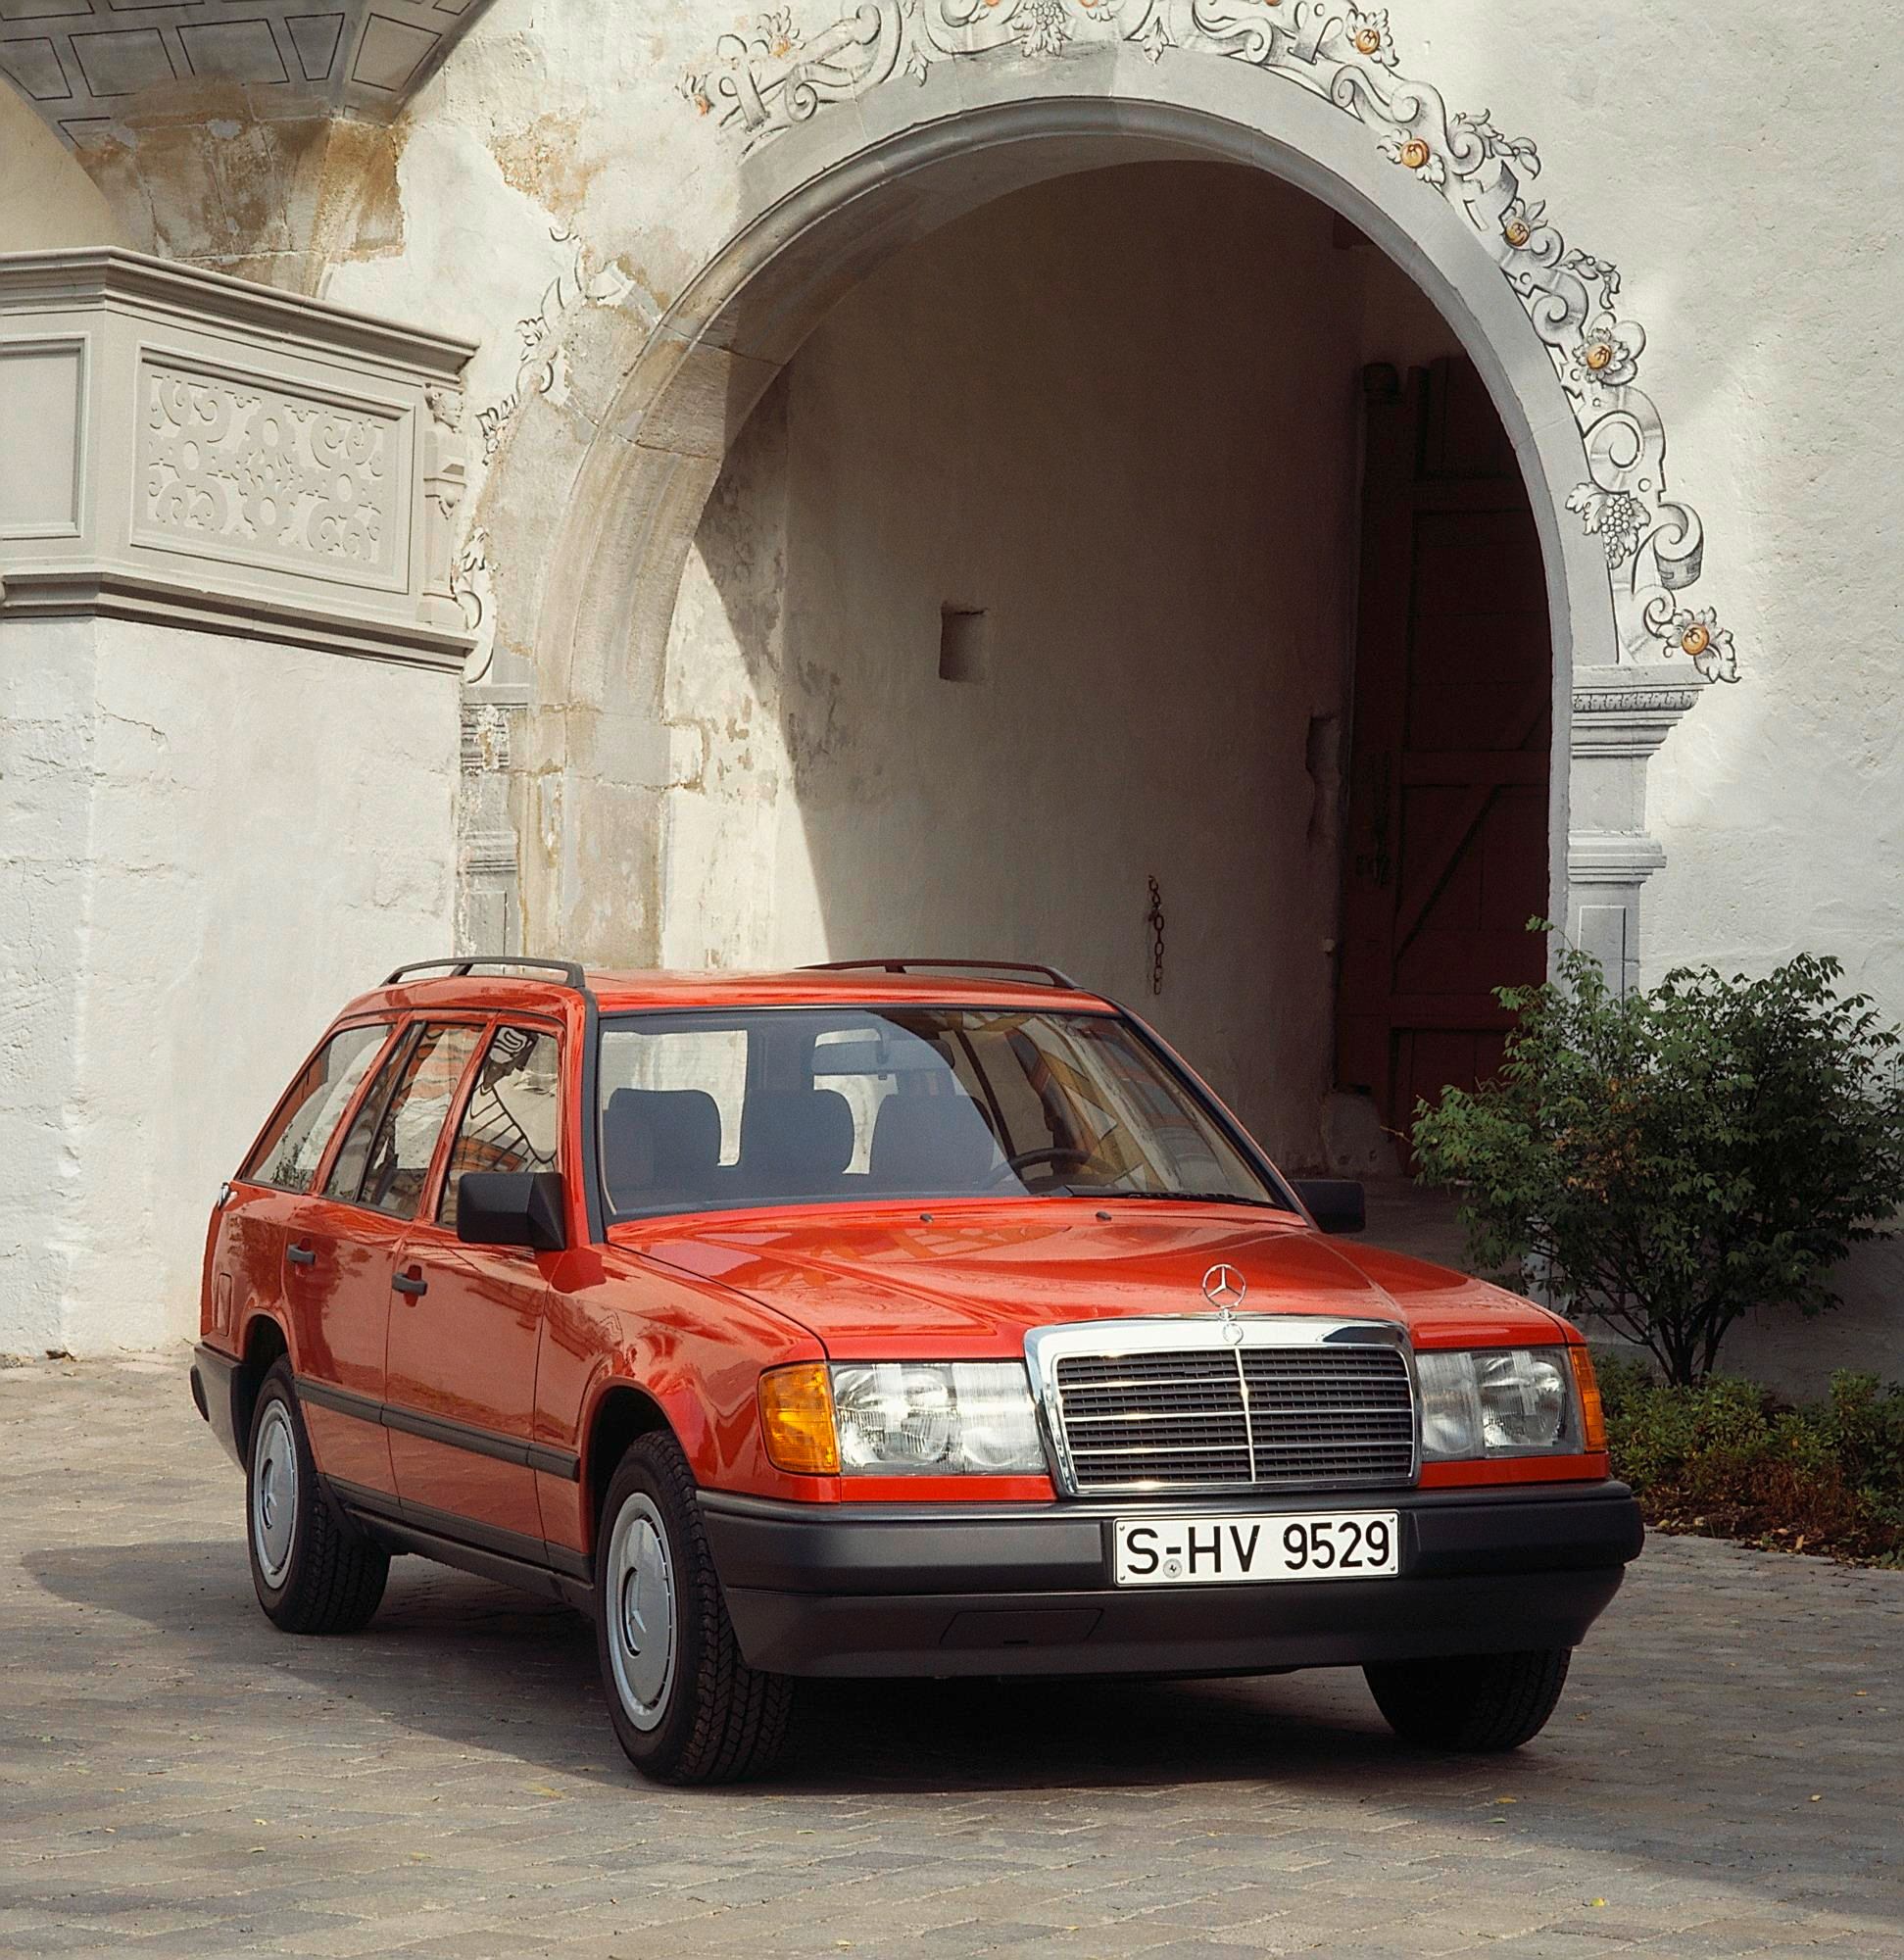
(2, 1358), (1901, 1957)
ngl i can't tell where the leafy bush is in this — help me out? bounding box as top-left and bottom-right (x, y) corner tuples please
(1596, 1358), (1904, 1565)
(1413, 946), (1904, 1384)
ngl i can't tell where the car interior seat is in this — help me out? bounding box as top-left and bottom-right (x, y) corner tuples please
(867, 1093), (1001, 1193)
(602, 1087), (723, 1213)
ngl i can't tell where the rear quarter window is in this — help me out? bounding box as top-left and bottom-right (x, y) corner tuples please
(243, 1024), (391, 1194)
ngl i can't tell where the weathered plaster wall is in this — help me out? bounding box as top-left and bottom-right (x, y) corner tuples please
(0, 617), (457, 1355)
(0, 90), (126, 252)
(661, 163), (1474, 1162)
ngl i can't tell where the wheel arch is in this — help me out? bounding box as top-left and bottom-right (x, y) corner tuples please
(234, 1311), (291, 1452)
(582, 1382), (680, 1545)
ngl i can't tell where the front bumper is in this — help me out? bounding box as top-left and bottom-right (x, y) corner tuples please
(700, 1481), (1643, 1678)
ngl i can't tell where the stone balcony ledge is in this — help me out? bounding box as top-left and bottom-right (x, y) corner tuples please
(0, 248), (477, 669)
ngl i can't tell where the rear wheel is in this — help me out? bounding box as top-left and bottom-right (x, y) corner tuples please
(1365, 1647), (1571, 1751)
(246, 1359), (388, 1634)
(595, 1433), (792, 1784)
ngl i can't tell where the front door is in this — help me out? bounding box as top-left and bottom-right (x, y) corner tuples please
(294, 1018), (487, 1495)
(1336, 357), (1552, 1151)
(385, 1021), (564, 1548)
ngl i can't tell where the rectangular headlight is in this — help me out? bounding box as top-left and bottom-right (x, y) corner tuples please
(1417, 1348), (1582, 1460)
(831, 1362), (1046, 1475)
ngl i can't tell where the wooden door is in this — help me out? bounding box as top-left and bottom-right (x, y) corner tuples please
(1335, 358), (1551, 1149)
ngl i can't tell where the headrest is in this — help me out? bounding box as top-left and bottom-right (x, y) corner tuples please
(603, 1087), (723, 1204)
(742, 1089), (854, 1182)
(869, 1094), (999, 1191)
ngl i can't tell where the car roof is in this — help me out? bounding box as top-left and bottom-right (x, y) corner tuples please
(340, 966), (1115, 1019)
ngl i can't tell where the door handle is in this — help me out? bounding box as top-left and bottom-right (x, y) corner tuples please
(286, 1244), (317, 1267)
(392, 1271), (428, 1298)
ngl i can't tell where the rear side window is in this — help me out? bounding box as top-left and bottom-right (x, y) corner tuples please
(438, 1027), (561, 1233)
(324, 1023), (482, 1219)
(243, 1024), (390, 1194)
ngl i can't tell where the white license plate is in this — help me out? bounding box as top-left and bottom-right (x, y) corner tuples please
(1112, 1510), (1400, 1586)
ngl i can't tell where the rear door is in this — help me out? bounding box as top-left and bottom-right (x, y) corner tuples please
(285, 1018), (486, 1498)
(206, 1017), (396, 1362)
(385, 1020), (564, 1547)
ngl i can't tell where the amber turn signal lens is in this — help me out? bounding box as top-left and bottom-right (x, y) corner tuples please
(758, 1363), (840, 1476)
(1569, 1346), (1607, 1452)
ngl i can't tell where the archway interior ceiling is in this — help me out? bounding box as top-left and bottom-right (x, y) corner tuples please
(661, 0), (1737, 687)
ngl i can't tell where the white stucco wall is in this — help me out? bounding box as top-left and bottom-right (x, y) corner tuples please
(0, 617), (458, 1356)
(662, 163), (1477, 1161)
(0, 90), (126, 253)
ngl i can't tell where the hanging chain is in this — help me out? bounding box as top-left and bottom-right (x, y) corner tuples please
(1146, 875), (1166, 997)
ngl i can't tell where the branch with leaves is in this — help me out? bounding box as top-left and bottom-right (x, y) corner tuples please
(1414, 941), (1904, 1386)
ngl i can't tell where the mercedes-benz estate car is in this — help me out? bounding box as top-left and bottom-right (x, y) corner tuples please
(191, 956), (1642, 1784)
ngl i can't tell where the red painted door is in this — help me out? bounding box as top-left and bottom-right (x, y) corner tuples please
(1336, 358), (1552, 1150)
(385, 1021), (563, 1546)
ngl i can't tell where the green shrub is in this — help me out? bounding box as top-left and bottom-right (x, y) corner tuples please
(1596, 1358), (1904, 1564)
(1412, 945), (1904, 1385)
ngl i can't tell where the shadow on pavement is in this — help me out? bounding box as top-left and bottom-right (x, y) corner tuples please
(29, 1536), (1494, 1799)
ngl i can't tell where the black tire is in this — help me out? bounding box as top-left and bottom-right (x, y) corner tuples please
(595, 1433), (793, 1785)
(245, 1359), (388, 1635)
(1365, 1647), (1572, 1752)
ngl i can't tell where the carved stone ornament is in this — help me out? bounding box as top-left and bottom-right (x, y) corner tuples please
(681, 0), (1737, 682)
(138, 363), (397, 585)
(0, 250), (476, 669)
(476, 226), (634, 461)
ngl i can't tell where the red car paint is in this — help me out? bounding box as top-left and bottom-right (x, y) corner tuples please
(199, 966), (1606, 1559)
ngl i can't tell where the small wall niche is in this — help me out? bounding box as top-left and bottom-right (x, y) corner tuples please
(938, 606), (990, 684)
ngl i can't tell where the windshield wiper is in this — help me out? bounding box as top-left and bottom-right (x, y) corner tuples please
(1087, 1189), (1285, 1210)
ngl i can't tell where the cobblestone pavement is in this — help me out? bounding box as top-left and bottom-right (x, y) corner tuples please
(3, 1359), (1901, 1960)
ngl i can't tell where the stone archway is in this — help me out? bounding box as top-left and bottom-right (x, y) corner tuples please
(503, 31), (1723, 985)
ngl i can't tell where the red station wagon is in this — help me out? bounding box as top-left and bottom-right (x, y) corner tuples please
(191, 956), (1642, 1784)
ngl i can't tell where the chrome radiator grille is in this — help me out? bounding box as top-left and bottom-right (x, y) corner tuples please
(1050, 1341), (1417, 1493)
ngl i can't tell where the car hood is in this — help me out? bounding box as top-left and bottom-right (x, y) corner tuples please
(631, 1203), (1563, 1356)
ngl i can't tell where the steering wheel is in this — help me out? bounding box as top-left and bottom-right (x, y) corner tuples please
(984, 1146), (1092, 1187)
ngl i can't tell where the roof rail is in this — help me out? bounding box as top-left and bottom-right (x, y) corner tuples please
(802, 957), (1083, 991)
(383, 956), (590, 993)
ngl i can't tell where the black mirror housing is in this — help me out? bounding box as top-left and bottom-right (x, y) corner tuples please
(1293, 1178), (1366, 1236)
(457, 1171), (567, 1251)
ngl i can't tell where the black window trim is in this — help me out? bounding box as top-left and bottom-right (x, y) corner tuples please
(418, 1012), (568, 1238)
(590, 999), (1298, 1227)
(319, 1015), (492, 1222)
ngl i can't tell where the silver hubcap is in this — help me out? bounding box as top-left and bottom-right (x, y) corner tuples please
(606, 1494), (677, 1731)
(251, 1401), (298, 1589)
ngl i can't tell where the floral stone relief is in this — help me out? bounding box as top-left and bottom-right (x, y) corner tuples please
(680, 0), (1736, 684)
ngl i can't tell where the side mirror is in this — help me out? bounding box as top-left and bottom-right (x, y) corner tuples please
(1293, 1178), (1365, 1236)
(457, 1171), (567, 1252)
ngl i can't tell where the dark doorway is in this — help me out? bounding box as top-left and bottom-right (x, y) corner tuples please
(1335, 356), (1552, 1149)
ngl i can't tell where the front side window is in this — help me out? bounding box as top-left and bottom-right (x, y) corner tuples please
(324, 1022), (482, 1219)
(244, 1023), (390, 1193)
(598, 1006), (1285, 1221)
(438, 1027), (561, 1233)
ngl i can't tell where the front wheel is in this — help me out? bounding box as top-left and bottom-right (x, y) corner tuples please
(595, 1434), (793, 1784)
(1365, 1647), (1571, 1752)
(246, 1359), (388, 1634)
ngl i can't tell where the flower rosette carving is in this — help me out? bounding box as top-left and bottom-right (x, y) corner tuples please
(680, 0), (1736, 679)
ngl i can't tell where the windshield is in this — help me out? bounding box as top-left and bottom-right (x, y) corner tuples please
(596, 1005), (1288, 1221)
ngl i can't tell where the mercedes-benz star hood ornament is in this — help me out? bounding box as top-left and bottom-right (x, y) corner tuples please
(1202, 1262), (1247, 1343)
